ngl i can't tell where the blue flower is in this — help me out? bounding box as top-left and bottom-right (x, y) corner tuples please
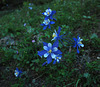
(29, 7), (32, 10)
(29, 3), (33, 6)
(41, 19), (55, 30)
(24, 23), (26, 26)
(73, 35), (84, 53)
(51, 26), (61, 41)
(53, 55), (62, 64)
(14, 68), (22, 77)
(51, 27), (73, 46)
(42, 8), (56, 20)
(38, 41), (62, 64)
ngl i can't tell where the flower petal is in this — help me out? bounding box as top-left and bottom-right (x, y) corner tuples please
(44, 12), (47, 15)
(57, 59), (59, 62)
(73, 42), (76, 47)
(19, 70), (22, 74)
(53, 18), (57, 21)
(77, 46), (79, 54)
(43, 46), (48, 51)
(51, 53), (56, 58)
(44, 52), (49, 57)
(40, 23), (44, 26)
(42, 61), (47, 66)
(80, 39), (83, 41)
(54, 50), (62, 54)
(38, 50), (47, 57)
(53, 47), (58, 52)
(50, 15), (54, 20)
(48, 25), (51, 29)
(77, 35), (79, 39)
(73, 38), (77, 41)
(53, 60), (56, 64)
(16, 68), (19, 71)
(50, 21), (55, 24)
(51, 37), (56, 41)
(43, 26), (47, 30)
(42, 12), (45, 15)
(81, 44), (84, 47)
(48, 43), (52, 48)
(52, 10), (56, 14)
(58, 26), (61, 36)
(43, 42), (48, 46)
(47, 55), (52, 64)
(58, 57), (61, 60)
(45, 16), (49, 20)
(52, 40), (59, 48)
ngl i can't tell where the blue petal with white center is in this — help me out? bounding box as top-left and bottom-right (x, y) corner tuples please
(40, 19), (55, 30)
(44, 52), (49, 57)
(42, 8), (56, 20)
(51, 27), (63, 41)
(14, 68), (22, 77)
(53, 55), (62, 64)
(73, 35), (84, 54)
(47, 55), (52, 64)
(38, 50), (47, 57)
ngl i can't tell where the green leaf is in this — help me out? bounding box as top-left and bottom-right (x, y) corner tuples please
(35, 59), (39, 63)
(36, 68), (39, 72)
(76, 79), (80, 87)
(32, 79), (35, 83)
(30, 63), (33, 67)
(32, 67), (34, 70)
(26, 61), (29, 64)
(90, 33), (98, 39)
(83, 73), (90, 78)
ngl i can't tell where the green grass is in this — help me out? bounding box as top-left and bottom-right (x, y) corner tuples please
(0, 0), (100, 87)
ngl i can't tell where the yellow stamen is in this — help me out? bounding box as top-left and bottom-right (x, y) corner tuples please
(47, 12), (50, 15)
(78, 41), (82, 44)
(56, 57), (59, 59)
(48, 49), (52, 53)
(46, 21), (48, 24)
(16, 72), (18, 74)
(52, 34), (56, 37)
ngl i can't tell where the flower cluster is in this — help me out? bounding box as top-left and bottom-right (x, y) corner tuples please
(28, 3), (33, 10)
(41, 8), (56, 30)
(38, 8), (84, 66)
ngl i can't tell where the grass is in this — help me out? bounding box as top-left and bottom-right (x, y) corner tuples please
(0, 0), (100, 87)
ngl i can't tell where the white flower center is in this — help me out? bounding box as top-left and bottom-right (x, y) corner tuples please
(43, 19), (50, 25)
(45, 9), (52, 16)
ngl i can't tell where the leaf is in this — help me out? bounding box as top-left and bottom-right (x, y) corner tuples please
(32, 67), (34, 70)
(30, 63), (33, 67)
(35, 59), (39, 63)
(36, 68), (39, 72)
(83, 15), (87, 18)
(76, 79), (80, 87)
(26, 61), (29, 64)
(87, 16), (91, 19)
(83, 73), (90, 78)
(90, 33), (98, 39)
(32, 79), (35, 83)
